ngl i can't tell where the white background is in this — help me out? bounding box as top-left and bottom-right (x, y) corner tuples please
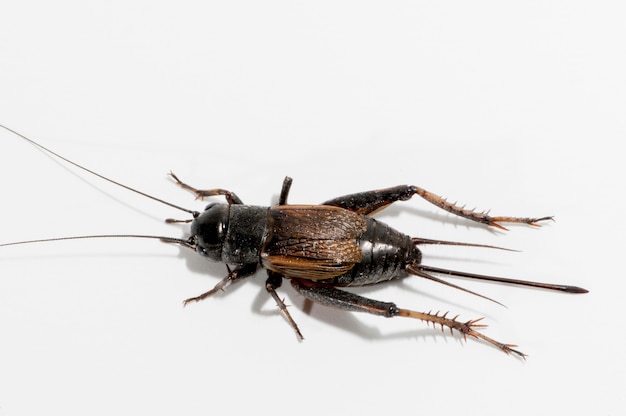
(0, 1), (623, 415)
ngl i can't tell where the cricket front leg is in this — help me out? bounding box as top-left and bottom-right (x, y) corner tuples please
(183, 263), (257, 306)
(169, 172), (244, 205)
(323, 185), (551, 230)
(290, 278), (525, 358)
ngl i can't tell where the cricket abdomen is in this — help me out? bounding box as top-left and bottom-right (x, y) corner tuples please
(321, 217), (421, 286)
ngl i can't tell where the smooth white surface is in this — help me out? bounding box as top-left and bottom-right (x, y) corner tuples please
(0, 2), (623, 415)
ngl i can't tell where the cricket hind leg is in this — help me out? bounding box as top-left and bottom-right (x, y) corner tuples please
(265, 270), (304, 340)
(290, 278), (525, 358)
(322, 185), (551, 230)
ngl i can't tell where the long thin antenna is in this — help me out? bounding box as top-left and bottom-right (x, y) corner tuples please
(0, 124), (198, 217)
(0, 235), (196, 250)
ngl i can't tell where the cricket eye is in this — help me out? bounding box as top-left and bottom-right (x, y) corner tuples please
(190, 203), (229, 261)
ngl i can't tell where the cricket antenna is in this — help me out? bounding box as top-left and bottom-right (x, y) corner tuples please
(0, 235), (197, 250)
(0, 124), (199, 218)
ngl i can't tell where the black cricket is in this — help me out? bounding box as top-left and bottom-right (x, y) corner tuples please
(1, 125), (587, 358)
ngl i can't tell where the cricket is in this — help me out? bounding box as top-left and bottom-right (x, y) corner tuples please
(0, 124), (588, 358)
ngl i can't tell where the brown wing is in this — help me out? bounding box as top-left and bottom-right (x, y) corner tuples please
(261, 205), (367, 280)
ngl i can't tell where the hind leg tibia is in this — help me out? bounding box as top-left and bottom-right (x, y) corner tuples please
(290, 278), (525, 358)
